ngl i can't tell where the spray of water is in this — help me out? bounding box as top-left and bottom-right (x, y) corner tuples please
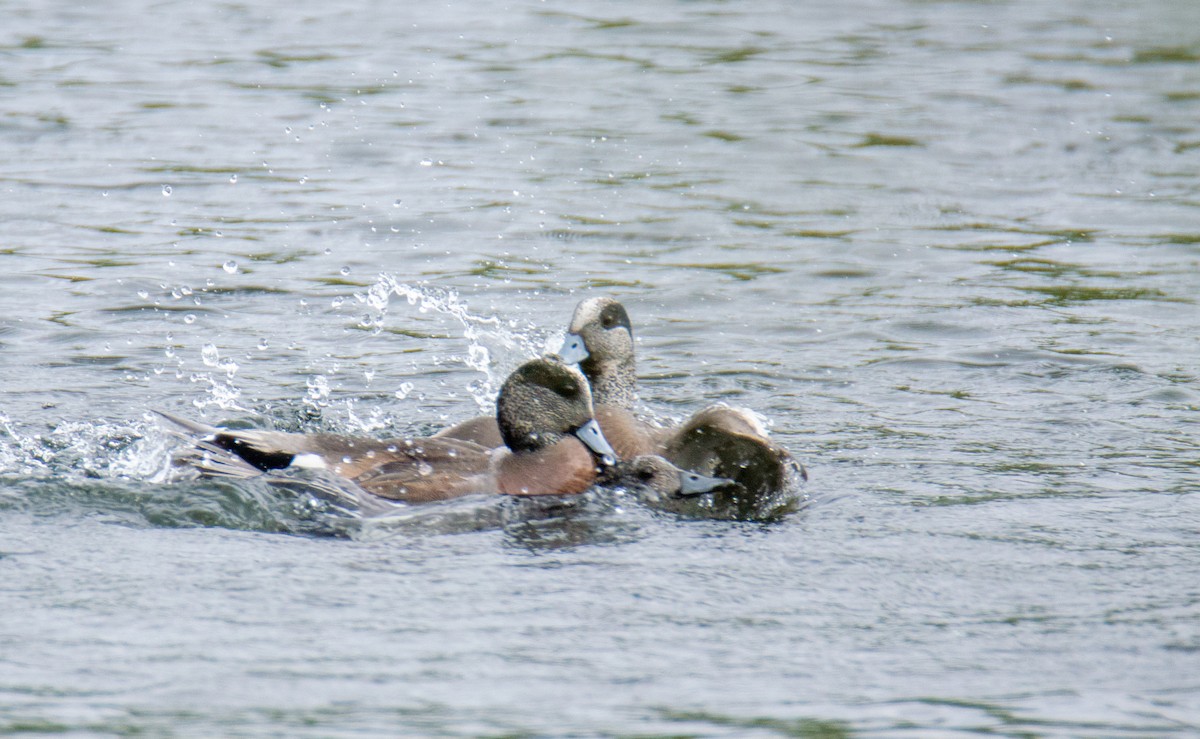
(358, 275), (556, 413)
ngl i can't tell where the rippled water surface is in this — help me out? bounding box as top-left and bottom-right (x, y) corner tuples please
(3, 0), (1200, 735)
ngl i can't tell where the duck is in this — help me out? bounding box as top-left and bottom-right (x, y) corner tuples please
(158, 356), (618, 505)
(432, 297), (638, 450)
(598, 455), (742, 503)
(557, 296), (806, 496)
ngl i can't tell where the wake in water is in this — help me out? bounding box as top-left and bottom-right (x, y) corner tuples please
(0, 280), (807, 534)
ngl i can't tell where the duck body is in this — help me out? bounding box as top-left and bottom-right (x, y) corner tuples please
(160, 357), (617, 506)
(431, 414), (503, 449)
(561, 297), (806, 496)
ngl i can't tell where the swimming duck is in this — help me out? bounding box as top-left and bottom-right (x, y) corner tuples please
(433, 298), (637, 450)
(598, 454), (742, 502)
(159, 356), (618, 504)
(558, 296), (806, 495)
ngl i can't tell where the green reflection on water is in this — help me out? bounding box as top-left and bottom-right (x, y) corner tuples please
(853, 133), (922, 148)
(255, 49), (339, 68)
(986, 258), (1126, 279)
(673, 262), (787, 281)
(706, 46), (767, 64)
(1018, 285), (1177, 305)
(705, 130), (746, 142)
(656, 708), (852, 738)
(1133, 46), (1200, 63)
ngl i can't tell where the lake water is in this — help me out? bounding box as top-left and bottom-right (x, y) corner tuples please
(2, 0), (1199, 735)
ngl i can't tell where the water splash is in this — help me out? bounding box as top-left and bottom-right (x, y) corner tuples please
(188, 343), (245, 412)
(187, 374), (244, 412)
(305, 374), (332, 409)
(342, 398), (391, 435)
(0, 410), (51, 475)
(357, 275), (552, 413)
(0, 410), (175, 484)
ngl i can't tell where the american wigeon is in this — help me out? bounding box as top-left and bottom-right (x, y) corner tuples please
(431, 412), (503, 448)
(433, 299), (639, 449)
(159, 356), (617, 504)
(558, 296), (806, 495)
(598, 455), (741, 502)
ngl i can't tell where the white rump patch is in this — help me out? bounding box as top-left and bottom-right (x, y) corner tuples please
(290, 453), (328, 470)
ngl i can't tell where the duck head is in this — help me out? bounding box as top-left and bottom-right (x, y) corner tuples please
(496, 356), (617, 466)
(558, 296), (636, 407)
(606, 455), (742, 500)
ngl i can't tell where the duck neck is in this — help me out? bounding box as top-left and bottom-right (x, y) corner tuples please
(582, 355), (637, 409)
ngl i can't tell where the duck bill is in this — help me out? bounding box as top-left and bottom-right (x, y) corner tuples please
(574, 418), (617, 467)
(675, 470), (743, 498)
(557, 332), (590, 365)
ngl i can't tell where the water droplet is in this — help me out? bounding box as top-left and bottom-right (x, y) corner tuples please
(180, 286), (192, 296)
(229, 174), (238, 184)
(417, 462), (433, 477)
(137, 290), (149, 300)
(339, 266), (350, 276)
(298, 175), (308, 184)
(341, 456), (352, 464)
(201, 344), (220, 367)
(161, 185), (172, 196)
(331, 296), (345, 308)
(386, 444), (398, 453)
(257, 338), (268, 350)
(183, 314), (196, 324)
(394, 382), (414, 399)
(393, 199), (402, 207)
(223, 260), (238, 274)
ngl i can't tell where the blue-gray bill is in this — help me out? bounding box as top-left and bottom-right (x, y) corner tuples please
(574, 418), (617, 467)
(556, 332), (589, 365)
(676, 469), (742, 498)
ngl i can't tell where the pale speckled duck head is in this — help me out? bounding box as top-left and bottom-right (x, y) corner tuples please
(496, 356), (617, 466)
(557, 296), (636, 408)
(602, 455), (742, 501)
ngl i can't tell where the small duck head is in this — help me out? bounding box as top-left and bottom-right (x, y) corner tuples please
(605, 455), (742, 500)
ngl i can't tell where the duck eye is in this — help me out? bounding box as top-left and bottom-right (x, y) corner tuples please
(636, 467), (655, 482)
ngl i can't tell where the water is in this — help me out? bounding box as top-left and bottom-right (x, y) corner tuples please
(2, 0), (1199, 735)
